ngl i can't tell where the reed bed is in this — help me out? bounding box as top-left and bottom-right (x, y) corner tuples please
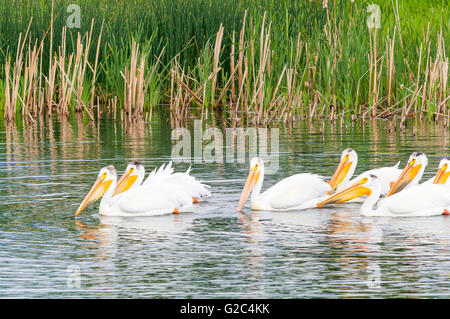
(0, 0), (448, 126)
(3, 20), (99, 121)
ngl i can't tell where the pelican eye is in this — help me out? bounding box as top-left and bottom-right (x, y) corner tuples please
(101, 172), (107, 180)
(345, 154), (349, 161)
(443, 164), (448, 171)
(410, 158), (416, 167)
(360, 177), (368, 184)
(129, 167), (135, 174)
(254, 164), (259, 170)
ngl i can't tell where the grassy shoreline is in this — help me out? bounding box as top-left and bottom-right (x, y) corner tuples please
(0, 0), (448, 126)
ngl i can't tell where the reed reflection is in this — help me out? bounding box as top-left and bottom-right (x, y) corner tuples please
(238, 211), (265, 295)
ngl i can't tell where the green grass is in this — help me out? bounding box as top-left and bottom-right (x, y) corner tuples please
(0, 0), (448, 123)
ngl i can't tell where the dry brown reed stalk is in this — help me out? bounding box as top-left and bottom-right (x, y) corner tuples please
(46, 0), (55, 115)
(368, 27), (379, 116)
(256, 19), (271, 124)
(22, 40), (42, 121)
(429, 30), (448, 122)
(229, 31), (236, 116)
(211, 24), (224, 107)
(172, 61), (199, 124)
(169, 61), (186, 127)
(385, 28), (396, 107)
(237, 11), (247, 115)
(74, 20), (94, 113)
(122, 41), (144, 121)
(4, 20), (33, 120)
(90, 21), (103, 111)
(56, 28), (72, 116)
(121, 40), (163, 123)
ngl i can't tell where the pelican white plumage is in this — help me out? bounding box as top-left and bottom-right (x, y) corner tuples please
(75, 165), (193, 217)
(237, 157), (332, 211)
(113, 161), (211, 202)
(143, 162), (211, 201)
(144, 162), (174, 185)
(318, 174), (450, 217)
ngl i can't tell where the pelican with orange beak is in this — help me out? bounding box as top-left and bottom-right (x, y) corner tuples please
(75, 165), (192, 217)
(113, 161), (211, 203)
(317, 157), (450, 209)
(112, 161), (146, 196)
(327, 149), (358, 193)
(386, 152), (428, 196)
(237, 157), (332, 212)
(422, 158), (450, 185)
(329, 149), (401, 198)
(318, 174), (450, 217)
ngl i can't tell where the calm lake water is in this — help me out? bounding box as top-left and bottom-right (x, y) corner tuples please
(1, 115), (450, 298)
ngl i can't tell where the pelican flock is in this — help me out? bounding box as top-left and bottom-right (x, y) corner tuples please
(317, 174), (450, 217)
(75, 162), (210, 217)
(75, 151), (450, 218)
(316, 152), (450, 216)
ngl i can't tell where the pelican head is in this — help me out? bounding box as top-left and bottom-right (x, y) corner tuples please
(328, 148), (358, 193)
(387, 152), (427, 196)
(75, 165), (117, 217)
(237, 157), (263, 212)
(317, 174), (378, 208)
(113, 161), (145, 196)
(433, 158), (450, 185)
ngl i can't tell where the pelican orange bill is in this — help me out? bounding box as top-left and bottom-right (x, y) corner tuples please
(433, 165), (450, 184)
(387, 162), (422, 196)
(113, 168), (138, 197)
(237, 165), (260, 212)
(327, 154), (353, 193)
(75, 177), (112, 216)
(317, 178), (372, 208)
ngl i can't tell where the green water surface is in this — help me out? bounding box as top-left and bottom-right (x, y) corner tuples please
(0, 116), (449, 298)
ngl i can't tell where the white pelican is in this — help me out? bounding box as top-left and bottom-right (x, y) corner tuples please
(327, 149), (358, 193)
(75, 165), (193, 217)
(329, 148), (401, 198)
(421, 158), (450, 185)
(237, 157), (332, 211)
(112, 161), (146, 194)
(386, 152), (428, 196)
(317, 174), (450, 217)
(113, 161), (211, 202)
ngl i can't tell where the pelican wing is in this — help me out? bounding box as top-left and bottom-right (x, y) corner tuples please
(116, 182), (191, 216)
(378, 184), (450, 215)
(165, 172), (211, 199)
(143, 162), (174, 186)
(262, 174), (331, 210)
